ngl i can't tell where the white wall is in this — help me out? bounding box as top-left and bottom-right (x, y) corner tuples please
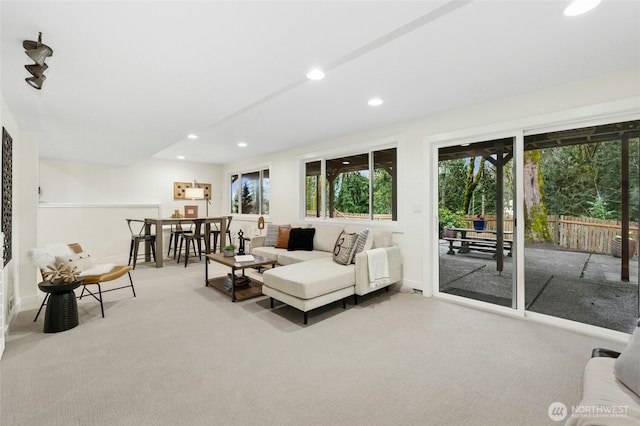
(224, 68), (640, 291)
(37, 158), (223, 265)
(39, 158), (223, 215)
(1, 94), (39, 340)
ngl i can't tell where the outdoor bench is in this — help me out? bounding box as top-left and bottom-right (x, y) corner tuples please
(444, 237), (513, 257)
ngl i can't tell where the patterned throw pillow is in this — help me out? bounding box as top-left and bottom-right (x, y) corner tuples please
(265, 224), (289, 247)
(351, 228), (373, 263)
(333, 231), (357, 265)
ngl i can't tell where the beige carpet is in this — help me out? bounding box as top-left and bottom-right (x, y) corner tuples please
(0, 256), (627, 426)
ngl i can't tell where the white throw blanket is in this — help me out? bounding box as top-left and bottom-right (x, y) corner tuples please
(367, 248), (390, 288)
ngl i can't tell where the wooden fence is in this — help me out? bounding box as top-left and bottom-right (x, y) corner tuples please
(306, 210), (393, 221)
(464, 215), (638, 255)
(308, 211), (637, 254)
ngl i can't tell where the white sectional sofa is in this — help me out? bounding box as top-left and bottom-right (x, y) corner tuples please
(251, 224), (402, 324)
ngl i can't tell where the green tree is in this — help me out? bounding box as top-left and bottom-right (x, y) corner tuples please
(524, 149), (552, 242)
(463, 157), (485, 214)
(544, 138), (640, 221)
(373, 168), (392, 214)
(241, 182), (253, 214)
(334, 172), (369, 214)
(439, 159), (467, 211)
(305, 176), (318, 215)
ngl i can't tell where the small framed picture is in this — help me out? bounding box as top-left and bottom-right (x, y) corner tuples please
(184, 205), (198, 218)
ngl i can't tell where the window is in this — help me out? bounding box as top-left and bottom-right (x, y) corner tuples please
(305, 146), (397, 221)
(230, 168), (270, 215)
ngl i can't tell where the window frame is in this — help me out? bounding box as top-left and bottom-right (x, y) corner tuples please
(299, 137), (401, 226)
(229, 164), (271, 217)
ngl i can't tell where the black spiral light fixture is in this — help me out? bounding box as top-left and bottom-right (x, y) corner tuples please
(23, 32), (53, 90)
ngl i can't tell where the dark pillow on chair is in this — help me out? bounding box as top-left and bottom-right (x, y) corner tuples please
(287, 228), (316, 251)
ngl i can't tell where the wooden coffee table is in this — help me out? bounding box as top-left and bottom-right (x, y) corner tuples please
(205, 253), (277, 302)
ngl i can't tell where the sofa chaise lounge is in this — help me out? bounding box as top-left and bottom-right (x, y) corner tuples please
(251, 224), (402, 324)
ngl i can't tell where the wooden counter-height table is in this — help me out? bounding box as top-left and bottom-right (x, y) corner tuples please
(143, 217), (228, 267)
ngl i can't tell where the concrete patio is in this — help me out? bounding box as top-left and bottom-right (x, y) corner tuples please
(439, 241), (639, 333)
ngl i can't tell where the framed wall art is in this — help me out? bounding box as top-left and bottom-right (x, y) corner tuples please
(2, 127), (12, 267)
(174, 181), (211, 200)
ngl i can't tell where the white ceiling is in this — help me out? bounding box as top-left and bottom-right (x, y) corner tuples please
(2, 1), (639, 166)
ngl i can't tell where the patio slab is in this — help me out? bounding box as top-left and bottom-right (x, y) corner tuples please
(438, 241), (639, 333)
(528, 276), (638, 333)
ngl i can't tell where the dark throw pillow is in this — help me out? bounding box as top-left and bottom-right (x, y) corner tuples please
(287, 228), (316, 251)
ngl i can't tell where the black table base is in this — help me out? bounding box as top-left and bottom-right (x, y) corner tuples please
(37, 279), (83, 333)
(44, 291), (79, 333)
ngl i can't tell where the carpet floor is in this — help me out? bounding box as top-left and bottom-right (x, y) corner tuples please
(1, 256), (629, 425)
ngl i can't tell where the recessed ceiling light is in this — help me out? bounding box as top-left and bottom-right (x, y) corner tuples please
(237, 142), (247, 148)
(306, 69), (325, 80)
(564, 0), (601, 16)
(187, 134), (198, 139)
(177, 155), (185, 160)
(368, 97), (383, 106)
(342, 161), (350, 165)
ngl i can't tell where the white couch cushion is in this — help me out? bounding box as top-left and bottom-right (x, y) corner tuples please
(313, 224), (345, 252)
(278, 250), (332, 266)
(253, 246), (332, 265)
(263, 258), (355, 299)
(372, 230), (393, 248)
(252, 246), (281, 261)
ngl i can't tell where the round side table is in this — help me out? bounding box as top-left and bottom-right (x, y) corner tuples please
(38, 279), (83, 333)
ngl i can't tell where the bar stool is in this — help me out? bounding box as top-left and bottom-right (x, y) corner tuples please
(210, 216), (233, 253)
(167, 221), (193, 259)
(127, 219), (156, 269)
(178, 219), (206, 267)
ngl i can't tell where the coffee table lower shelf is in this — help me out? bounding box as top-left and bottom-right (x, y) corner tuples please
(206, 275), (263, 301)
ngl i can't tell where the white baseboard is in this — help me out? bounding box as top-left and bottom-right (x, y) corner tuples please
(398, 279), (424, 294)
(18, 294), (41, 311)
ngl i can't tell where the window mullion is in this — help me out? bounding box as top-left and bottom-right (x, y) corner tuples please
(258, 170), (262, 215)
(369, 151), (374, 220)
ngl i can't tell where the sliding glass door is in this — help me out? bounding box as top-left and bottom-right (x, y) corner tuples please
(523, 120), (640, 333)
(438, 138), (515, 308)
(434, 120), (640, 333)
